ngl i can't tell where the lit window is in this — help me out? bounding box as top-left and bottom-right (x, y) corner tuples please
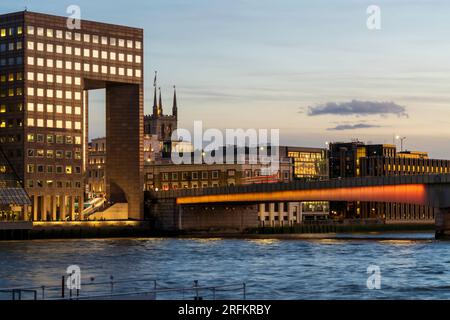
(65, 121), (72, 129)
(127, 40), (133, 48)
(65, 91), (72, 100)
(74, 77), (81, 85)
(56, 60), (63, 68)
(56, 120), (63, 128)
(83, 63), (90, 72)
(135, 41), (142, 49)
(37, 27), (44, 36)
(65, 46), (72, 55)
(27, 72), (34, 81)
(36, 118), (44, 127)
(83, 34), (90, 42)
(74, 92), (81, 100)
(56, 90), (63, 99)
(47, 59), (54, 67)
(92, 64), (99, 73)
(37, 73), (44, 81)
(127, 54), (133, 62)
(74, 121), (81, 130)
(36, 58), (44, 66)
(127, 68), (133, 77)
(46, 28), (53, 37)
(37, 104), (44, 112)
(83, 48), (90, 57)
(47, 104), (54, 113)
(110, 66), (116, 75)
(65, 106), (72, 114)
(65, 31), (72, 40)
(74, 62), (81, 71)
(27, 103), (34, 111)
(27, 88), (34, 96)
(135, 69), (141, 78)
(27, 41), (34, 50)
(37, 42), (44, 51)
(65, 61), (72, 69)
(56, 30), (63, 38)
(47, 119), (53, 128)
(135, 55), (141, 64)
(74, 33), (81, 41)
(47, 89), (54, 98)
(92, 50), (99, 58)
(27, 26), (34, 35)
(56, 45), (63, 54)
(56, 75), (63, 84)
(118, 68), (124, 76)
(101, 65), (107, 74)
(110, 52), (116, 60)
(118, 53), (124, 61)
(66, 166), (72, 174)
(56, 105), (63, 113)
(27, 118), (34, 126)
(74, 47), (81, 56)
(46, 43), (53, 52)
(101, 51), (107, 59)
(65, 76), (72, 85)
(47, 74), (54, 82)
(101, 36), (108, 45)
(74, 107), (81, 115)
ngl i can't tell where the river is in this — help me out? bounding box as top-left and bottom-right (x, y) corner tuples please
(1, 233), (449, 300)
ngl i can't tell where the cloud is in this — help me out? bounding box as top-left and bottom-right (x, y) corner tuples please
(327, 123), (381, 131)
(307, 100), (408, 117)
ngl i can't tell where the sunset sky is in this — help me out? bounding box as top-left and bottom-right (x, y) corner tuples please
(4, 0), (450, 158)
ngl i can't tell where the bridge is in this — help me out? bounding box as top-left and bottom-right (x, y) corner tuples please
(148, 173), (450, 238)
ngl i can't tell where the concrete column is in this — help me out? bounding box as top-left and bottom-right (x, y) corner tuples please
(435, 207), (450, 239)
(52, 196), (57, 221)
(60, 195), (67, 221)
(299, 202), (303, 224)
(33, 195), (38, 221)
(269, 203), (275, 226)
(69, 197), (75, 221)
(41, 196), (47, 221)
(258, 203), (265, 225)
(278, 202), (284, 226)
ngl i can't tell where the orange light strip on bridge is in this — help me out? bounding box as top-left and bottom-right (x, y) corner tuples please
(176, 184), (427, 206)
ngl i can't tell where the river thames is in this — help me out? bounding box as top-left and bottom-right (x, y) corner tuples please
(1, 233), (450, 299)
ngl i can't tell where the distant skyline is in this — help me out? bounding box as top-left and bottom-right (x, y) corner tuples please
(3, 0), (450, 158)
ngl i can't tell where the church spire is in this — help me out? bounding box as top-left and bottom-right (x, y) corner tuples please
(172, 85), (177, 118)
(158, 87), (163, 116)
(152, 71), (158, 116)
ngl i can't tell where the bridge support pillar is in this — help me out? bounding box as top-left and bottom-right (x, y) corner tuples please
(435, 208), (450, 239)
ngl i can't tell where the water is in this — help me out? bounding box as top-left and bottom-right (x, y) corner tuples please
(1, 233), (450, 299)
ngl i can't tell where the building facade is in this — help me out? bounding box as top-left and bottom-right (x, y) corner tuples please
(0, 11), (144, 221)
(329, 141), (449, 223)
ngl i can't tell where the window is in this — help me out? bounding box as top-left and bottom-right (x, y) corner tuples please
(135, 55), (141, 64)
(27, 41), (34, 50)
(202, 171), (208, 179)
(56, 45), (63, 54)
(74, 33), (81, 41)
(74, 47), (81, 56)
(27, 149), (35, 157)
(47, 59), (54, 68)
(37, 27), (44, 36)
(118, 39), (125, 47)
(135, 41), (142, 49)
(65, 46), (72, 55)
(92, 50), (99, 58)
(65, 106), (72, 114)
(127, 54), (133, 62)
(56, 135), (64, 144)
(74, 107), (81, 115)
(65, 121), (72, 129)
(66, 166), (72, 174)
(56, 165), (63, 173)
(46, 134), (54, 144)
(37, 42), (44, 51)
(27, 26), (34, 35)
(83, 48), (90, 57)
(56, 60), (63, 68)
(56, 150), (63, 159)
(47, 150), (53, 158)
(92, 35), (99, 43)
(212, 171), (219, 179)
(83, 34), (90, 42)
(127, 40), (133, 48)
(46, 119), (53, 128)
(110, 52), (116, 60)
(27, 56), (34, 65)
(27, 118), (34, 126)
(65, 31), (72, 40)
(27, 164), (34, 173)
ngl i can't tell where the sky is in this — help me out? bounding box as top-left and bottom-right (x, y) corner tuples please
(3, 0), (450, 158)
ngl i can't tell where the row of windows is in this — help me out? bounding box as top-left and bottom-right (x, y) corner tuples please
(27, 56), (141, 77)
(27, 180), (82, 189)
(0, 72), (23, 82)
(26, 164), (81, 174)
(0, 26), (23, 37)
(27, 87), (82, 100)
(27, 26), (141, 49)
(27, 134), (82, 145)
(0, 103), (22, 113)
(26, 118), (82, 130)
(27, 72), (81, 85)
(0, 134), (21, 143)
(27, 41), (141, 63)
(0, 118), (22, 128)
(0, 41), (22, 52)
(0, 56), (23, 66)
(27, 149), (82, 160)
(0, 87), (22, 97)
(27, 103), (82, 115)
(158, 171), (221, 181)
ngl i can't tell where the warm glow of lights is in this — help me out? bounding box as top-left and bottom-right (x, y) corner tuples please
(176, 184), (427, 206)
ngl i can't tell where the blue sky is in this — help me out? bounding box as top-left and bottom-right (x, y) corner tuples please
(3, 0), (450, 158)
